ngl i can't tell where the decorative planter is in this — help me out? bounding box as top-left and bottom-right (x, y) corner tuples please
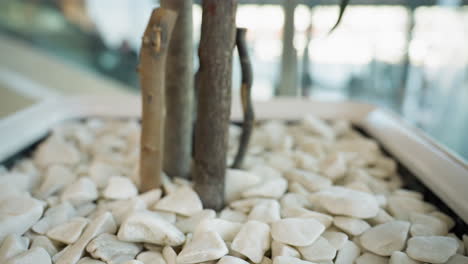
(1, 95), (467, 263)
(1, 95), (467, 224)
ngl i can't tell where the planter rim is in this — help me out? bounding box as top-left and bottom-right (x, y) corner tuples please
(1, 95), (467, 224)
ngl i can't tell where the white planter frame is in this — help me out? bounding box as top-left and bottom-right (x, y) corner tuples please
(1, 95), (467, 224)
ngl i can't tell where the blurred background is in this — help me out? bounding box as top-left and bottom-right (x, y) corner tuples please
(1, 0), (468, 161)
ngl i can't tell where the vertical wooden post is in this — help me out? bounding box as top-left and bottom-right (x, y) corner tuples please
(277, 0), (298, 96)
(193, 0), (237, 210)
(139, 8), (177, 192)
(160, 0), (194, 179)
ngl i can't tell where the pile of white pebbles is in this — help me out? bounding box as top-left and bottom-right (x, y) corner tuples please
(1, 116), (467, 264)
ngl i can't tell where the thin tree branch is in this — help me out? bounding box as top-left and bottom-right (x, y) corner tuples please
(232, 28), (254, 169)
(139, 8), (177, 192)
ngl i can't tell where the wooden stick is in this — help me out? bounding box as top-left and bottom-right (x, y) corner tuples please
(193, 0), (237, 210)
(139, 8), (177, 192)
(160, 0), (194, 179)
(232, 28), (254, 169)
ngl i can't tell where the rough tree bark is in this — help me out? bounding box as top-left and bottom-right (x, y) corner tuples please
(193, 0), (237, 210)
(232, 28), (254, 169)
(277, 0), (298, 96)
(160, 0), (194, 179)
(139, 8), (177, 192)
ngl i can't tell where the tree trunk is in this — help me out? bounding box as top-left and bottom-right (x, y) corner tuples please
(139, 8), (177, 192)
(193, 0), (237, 210)
(277, 0), (298, 96)
(160, 0), (194, 179)
(232, 28), (254, 169)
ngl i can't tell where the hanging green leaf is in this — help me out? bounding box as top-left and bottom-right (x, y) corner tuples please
(329, 0), (349, 33)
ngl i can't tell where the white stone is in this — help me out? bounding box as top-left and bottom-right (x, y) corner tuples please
(77, 257), (106, 264)
(332, 139), (379, 166)
(103, 176), (138, 200)
(76, 203), (97, 217)
(293, 151), (319, 171)
(217, 256), (249, 264)
(86, 233), (142, 263)
(104, 197), (146, 225)
(229, 198), (271, 213)
(219, 209), (247, 223)
(34, 136), (80, 168)
(301, 115), (335, 141)
(265, 152), (296, 172)
(260, 257), (272, 264)
(88, 161), (121, 189)
(0, 195), (45, 242)
(162, 246), (176, 264)
(360, 221), (410, 256)
(406, 236), (458, 263)
(30, 236), (58, 257)
(137, 251), (166, 264)
(445, 254), (468, 264)
(284, 169), (331, 192)
(319, 153), (348, 181)
(448, 233), (465, 255)
(333, 217), (371, 236)
(368, 209), (394, 226)
(280, 193), (312, 210)
(316, 187), (379, 219)
(61, 177), (98, 206)
(322, 231), (348, 250)
(123, 261), (144, 264)
(152, 211), (176, 224)
(225, 169), (261, 203)
(389, 251), (422, 264)
(195, 219), (242, 242)
(297, 236), (337, 262)
(335, 241), (360, 264)
(281, 207), (333, 228)
(387, 196), (429, 221)
(177, 231), (228, 264)
(288, 182), (310, 196)
(271, 218), (325, 247)
(0, 234), (30, 262)
(160, 173), (176, 195)
(36, 165), (76, 199)
(32, 202), (75, 234)
(271, 240), (300, 259)
(248, 165), (282, 181)
(118, 211), (185, 246)
(138, 189), (162, 208)
(410, 213), (448, 237)
(47, 217), (89, 244)
(355, 253), (389, 264)
(154, 186), (203, 216)
(231, 220), (270, 263)
(248, 200), (281, 224)
(430, 211), (455, 230)
(176, 209), (216, 233)
(55, 212), (117, 264)
(242, 178), (287, 199)
(272, 256), (314, 264)
(393, 189), (423, 200)
(5, 247), (51, 264)
(0, 172), (36, 196)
